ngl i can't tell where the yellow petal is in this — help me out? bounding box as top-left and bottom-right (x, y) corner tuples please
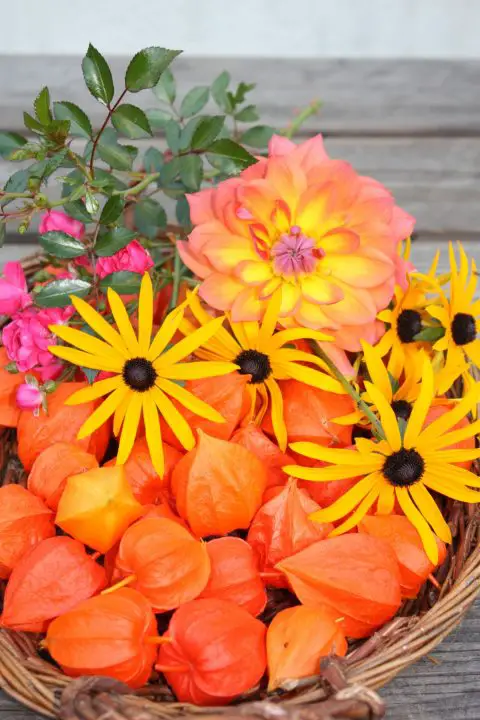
(186, 291), (240, 357)
(148, 305), (185, 361)
(156, 361), (238, 381)
(77, 385), (129, 439)
(258, 287), (282, 349)
(48, 346), (123, 373)
(274, 348), (332, 374)
(328, 485), (381, 536)
(361, 341), (392, 401)
(229, 319), (255, 351)
(65, 375), (123, 405)
(156, 377), (225, 423)
(419, 383), (480, 444)
(395, 487), (439, 564)
(49, 324), (123, 360)
(409, 483), (452, 544)
(284, 463), (372, 482)
(138, 272), (153, 355)
(309, 473), (380, 523)
(428, 417), (480, 450)
(423, 472), (480, 503)
(107, 288), (140, 356)
(117, 393), (143, 465)
(71, 294), (129, 356)
(423, 447), (480, 463)
(113, 393), (130, 437)
(275, 360), (344, 394)
(376, 484), (395, 515)
(151, 385), (195, 451)
(426, 461), (480, 488)
(159, 315), (228, 366)
(143, 391), (164, 477)
(266, 377), (287, 451)
(364, 381), (401, 451)
(269, 328), (333, 350)
(290, 442), (382, 468)
(331, 411), (364, 425)
(403, 355), (435, 449)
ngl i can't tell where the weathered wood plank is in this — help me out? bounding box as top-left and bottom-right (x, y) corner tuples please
(1, 57), (480, 136)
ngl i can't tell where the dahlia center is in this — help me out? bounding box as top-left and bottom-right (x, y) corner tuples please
(123, 357), (157, 391)
(235, 349), (272, 384)
(271, 226), (324, 276)
(451, 312), (477, 346)
(396, 309), (422, 343)
(382, 448), (425, 487)
(391, 399), (413, 422)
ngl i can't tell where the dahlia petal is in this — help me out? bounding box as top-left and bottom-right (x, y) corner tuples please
(300, 275), (344, 306)
(187, 189), (216, 224)
(204, 236), (258, 272)
(241, 157), (268, 180)
(268, 135), (296, 157)
(320, 228), (360, 254)
(177, 240), (212, 280)
(294, 299), (339, 331)
(321, 250), (394, 289)
(296, 183), (334, 237)
(321, 285), (377, 326)
(289, 134), (329, 172)
(259, 277), (283, 300)
(265, 157), (306, 209)
(212, 177), (242, 219)
(238, 180), (278, 228)
(331, 319), (384, 352)
(235, 260), (274, 286)
(230, 286), (266, 322)
(279, 283), (302, 316)
(199, 274), (245, 312)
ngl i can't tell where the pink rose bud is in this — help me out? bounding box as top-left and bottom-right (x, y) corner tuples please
(39, 210), (85, 240)
(0, 262), (32, 315)
(95, 240), (154, 279)
(16, 382), (43, 411)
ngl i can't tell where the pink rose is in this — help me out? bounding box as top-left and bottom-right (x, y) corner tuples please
(16, 382), (43, 411)
(95, 240), (154, 279)
(39, 210), (85, 240)
(0, 262), (32, 315)
(2, 306), (74, 381)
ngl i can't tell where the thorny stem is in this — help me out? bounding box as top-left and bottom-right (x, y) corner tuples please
(309, 340), (385, 441)
(89, 88), (128, 177)
(113, 173), (161, 197)
(282, 100), (322, 140)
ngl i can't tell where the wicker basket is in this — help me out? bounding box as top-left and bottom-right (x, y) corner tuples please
(0, 253), (479, 720)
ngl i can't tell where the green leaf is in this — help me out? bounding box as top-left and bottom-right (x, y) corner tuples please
(97, 141), (136, 170)
(176, 195), (191, 229)
(179, 116), (204, 151)
(111, 104), (152, 139)
(211, 71), (231, 111)
(3, 169), (29, 194)
(46, 119), (71, 145)
(35, 279), (92, 308)
(95, 227), (136, 256)
(207, 138), (256, 168)
(165, 119), (181, 153)
(0, 132), (27, 159)
(99, 271), (142, 294)
(63, 200), (93, 223)
(413, 326), (446, 342)
(23, 112), (44, 134)
(0, 221), (5, 248)
(53, 101), (93, 138)
(180, 86), (209, 118)
(125, 47), (181, 92)
(240, 125), (275, 148)
(34, 87), (52, 125)
(191, 115), (225, 149)
(82, 44), (114, 106)
(145, 108), (172, 130)
(153, 68), (176, 103)
(231, 82), (255, 106)
(85, 190), (99, 215)
(235, 104), (260, 122)
(143, 147), (164, 173)
(179, 154), (203, 190)
(38, 231), (86, 259)
(82, 367), (100, 385)
(160, 158), (179, 185)
(134, 198), (167, 239)
(100, 196), (125, 225)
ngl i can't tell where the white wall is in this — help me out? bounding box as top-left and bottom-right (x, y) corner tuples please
(3, 0), (480, 58)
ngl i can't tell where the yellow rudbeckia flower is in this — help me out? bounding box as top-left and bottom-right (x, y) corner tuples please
(48, 273), (238, 476)
(179, 288), (344, 450)
(285, 356), (480, 563)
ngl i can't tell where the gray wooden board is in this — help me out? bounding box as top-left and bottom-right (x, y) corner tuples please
(1, 57), (480, 137)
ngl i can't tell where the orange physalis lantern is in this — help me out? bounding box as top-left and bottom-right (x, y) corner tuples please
(0, 347), (23, 428)
(0, 485), (55, 579)
(45, 588), (158, 688)
(104, 436), (183, 504)
(172, 430), (267, 537)
(17, 382), (110, 471)
(199, 537), (267, 616)
(156, 598), (267, 705)
(141, 503), (189, 528)
(267, 605), (347, 690)
(113, 518), (210, 611)
(231, 423), (291, 489)
(247, 478), (333, 586)
(298, 472), (360, 508)
(28, 442), (98, 511)
(277, 535), (402, 638)
(1, 536), (106, 632)
(359, 515), (447, 599)
(55, 466), (143, 553)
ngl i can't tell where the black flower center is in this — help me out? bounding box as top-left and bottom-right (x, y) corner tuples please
(235, 349), (272, 384)
(383, 448), (425, 487)
(396, 309), (422, 343)
(391, 399), (413, 422)
(451, 312), (477, 346)
(123, 357), (157, 392)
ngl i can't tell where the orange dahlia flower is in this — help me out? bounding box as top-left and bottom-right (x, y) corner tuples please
(179, 135), (414, 351)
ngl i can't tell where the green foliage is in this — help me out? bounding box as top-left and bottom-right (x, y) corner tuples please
(38, 231), (86, 259)
(95, 227), (136, 256)
(35, 279), (92, 307)
(100, 196), (125, 225)
(99, 271), (142, 294)
(125, 48), (181, 92)
(134, 198), (167, 239)
(53, 102), (93, 138)
(0, 132), (27, 159)
(82, 44), (114, 106)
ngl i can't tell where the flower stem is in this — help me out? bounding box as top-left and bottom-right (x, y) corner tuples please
(169, 247), (183, 311)
(309, 340), (385, 441)
(101, 574), (137, 595)
(282, 101), (322, 140)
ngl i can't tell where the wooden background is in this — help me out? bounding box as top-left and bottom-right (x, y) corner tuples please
(0, 55), (479, 719)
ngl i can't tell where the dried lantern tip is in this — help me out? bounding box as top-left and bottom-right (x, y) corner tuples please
(101, 574), (137, 595)
(428, 573), (441, 591)
(144, 636), (173, 645)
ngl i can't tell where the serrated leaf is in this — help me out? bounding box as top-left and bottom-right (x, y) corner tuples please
(176, 195), (191, 229)
(143, 146), (164, 173)
(125, 47), (181, 92)
(164, 119), (181, 153)
(0, 132), (27, 159)
(145, 108), (172, 130)
(85, 191), (99, 215)
(46, 119), (71, 145)
(38, 149), (70, 180)
(38, 231), (86, 259)
(23, 112), (44, 134)
(235, 104), (260, 122)
(211, 71), (231, 111)
(111, 104), (152, 139)
(134, 198), (167, 239)
(180, 86), (209, 118)
(99, 271), (142, 294)
(35, 279), (92, 308)
(153, 68), (176, 103)
(179, 116), (204, 151)
(3, 169), (29, 194)
(34, 87), (52, 125)
(82, 44), (114, 106)
(240, 125), (275, 149)
(160, 158), (180, 185)
(53, 101), (93, 138)
(0, 221), (5, 248)
(100, 196), (125, 225)
(63, 200), (93, 223)
(191, 115), (225, 149)
(179, 154), (203, 190)
(207, 138), (256, 168)
(97, 141), (136, 170)
(95, 227), (136, 256)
